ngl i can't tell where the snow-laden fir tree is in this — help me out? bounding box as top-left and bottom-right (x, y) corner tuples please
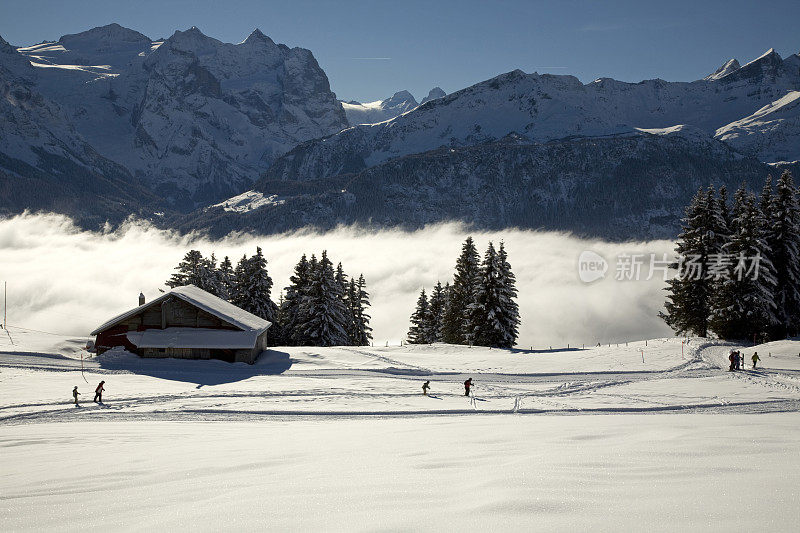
(470, 242), (519, 348)
(425, 281), (446, 343)
(335, 262), (355, 339)
(709, 186), (777, 340)
(345, 275), (373, 345)
(281, 254), (312, 346)
(230, 247), (278, 324)
(407, 288), (430, 344)
(217, 256), (235, 300)
(764, 170), (800, 337)
(441, 237), (481, 344)
(353, 274), (372, 345)
(166, 250), (221, 295)
(494, 241), (520, 346)
(300, 251), (350, 346)
(660, 186), (719, 337)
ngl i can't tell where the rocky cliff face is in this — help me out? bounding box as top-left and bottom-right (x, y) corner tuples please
(7, 25), (348, 211)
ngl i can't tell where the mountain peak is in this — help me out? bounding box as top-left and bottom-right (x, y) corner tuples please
(704, 58), (740, 81)
(58, 23), (151, 45)
(243, 28), (275, 46)
(386, 90), (417, 105)
(421, 86), (446, 104)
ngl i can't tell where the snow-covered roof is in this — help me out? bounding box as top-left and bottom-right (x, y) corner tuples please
(126, 328), (261, 349)
(91, 285), (270, 336)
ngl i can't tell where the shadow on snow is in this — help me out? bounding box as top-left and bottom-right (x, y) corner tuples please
(97, 349), (292, 386)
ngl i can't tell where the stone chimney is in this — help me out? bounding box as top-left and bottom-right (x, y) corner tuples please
(139, 292), (145, 306)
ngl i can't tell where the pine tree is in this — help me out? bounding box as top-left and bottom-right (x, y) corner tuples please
(441, 237), (481, 344)
(765, 171), (800, 337)
(494, 241), (521, 347)
(281, 254), (312, 346)
(408, 288), (430, 344)
(301, 251), (350, 346)
(709, 187), (777, 340)
(470, 242), (520, 348)
(230, 247), (278, 324)
(660, 186), (718, 337)
(426, 281), (446, 343)
(166, 250), (205, 288)
(217, 256), (235, 300)
(353, 274), (373, 345)
(335, 262), (355, 342)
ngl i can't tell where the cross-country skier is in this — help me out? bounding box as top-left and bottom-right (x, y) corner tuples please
(72, 386), (80, 406)
(94, 381), (105, 403)
(464, 378), (473, 396)
(422, 381), (430, 396)
(752, 352), (760, 369)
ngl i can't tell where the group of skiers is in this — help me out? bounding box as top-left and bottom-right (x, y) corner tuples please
(72, 381), (104, 406)
(421, 378), (475, 397)
(728, 350), (760, 371)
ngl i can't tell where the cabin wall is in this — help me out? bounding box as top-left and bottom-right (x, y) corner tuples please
(114, 296), (239, 332)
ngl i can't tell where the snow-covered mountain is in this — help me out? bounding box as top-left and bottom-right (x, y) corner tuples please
(341, 90), (418, 125)
(6, 24), (348, 210)
(0, 34), (163, 224)
(264, 48), (800, 186)
(341, 87), (446, 125)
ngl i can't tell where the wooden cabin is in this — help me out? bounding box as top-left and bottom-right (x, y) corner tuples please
(91, 285), (270, 364)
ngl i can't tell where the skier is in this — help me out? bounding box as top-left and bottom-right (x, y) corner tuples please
(735, 351), (742, 371)
(94, 381), (105, 403)
(464, 378), (473, 397)
(728, 351), (735, 372)
(72, 386), (80, 406)
(752, 352), (760, 369)
(422, 381), (430, 396)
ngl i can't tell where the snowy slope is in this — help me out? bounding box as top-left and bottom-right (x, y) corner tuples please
(3, 331), (800, 530)
(715, 91), (800, 162)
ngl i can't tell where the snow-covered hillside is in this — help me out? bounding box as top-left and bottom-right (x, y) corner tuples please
(2, 330), (800, 530)
(184, 126), (774, 240)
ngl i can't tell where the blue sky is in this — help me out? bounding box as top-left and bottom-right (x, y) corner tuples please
(1, 0), (798, 102)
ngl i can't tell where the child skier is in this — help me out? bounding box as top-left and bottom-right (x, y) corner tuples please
(422, 381), (430, 396)
(464, 378), (473, 396)
(72, 386), (80, 406)
(752, 352), (760, 369)
(94, 381), (105, 403)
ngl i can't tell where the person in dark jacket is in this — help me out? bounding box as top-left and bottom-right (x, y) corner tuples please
(728, 351), (735, 371)
(464, 378), (473, 396)
(94, 381), (105, 403)
(422, 381), (430, 396)
(72, 386), (80, 406)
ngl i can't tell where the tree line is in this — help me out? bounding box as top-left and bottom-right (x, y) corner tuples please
(661, 170), (800, 341)
(166, 248), (372, 347)
(407, 237), (520, 348)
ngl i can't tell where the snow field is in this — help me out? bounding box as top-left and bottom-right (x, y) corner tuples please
(2, 415), (800, 532)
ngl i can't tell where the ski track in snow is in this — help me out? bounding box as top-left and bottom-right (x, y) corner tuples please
(2, 334), (800, 425)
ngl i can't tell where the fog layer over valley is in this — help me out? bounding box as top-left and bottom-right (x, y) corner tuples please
(0, 213), (673, 348)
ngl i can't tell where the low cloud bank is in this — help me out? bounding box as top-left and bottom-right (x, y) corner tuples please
(0, 213), (674, 348)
